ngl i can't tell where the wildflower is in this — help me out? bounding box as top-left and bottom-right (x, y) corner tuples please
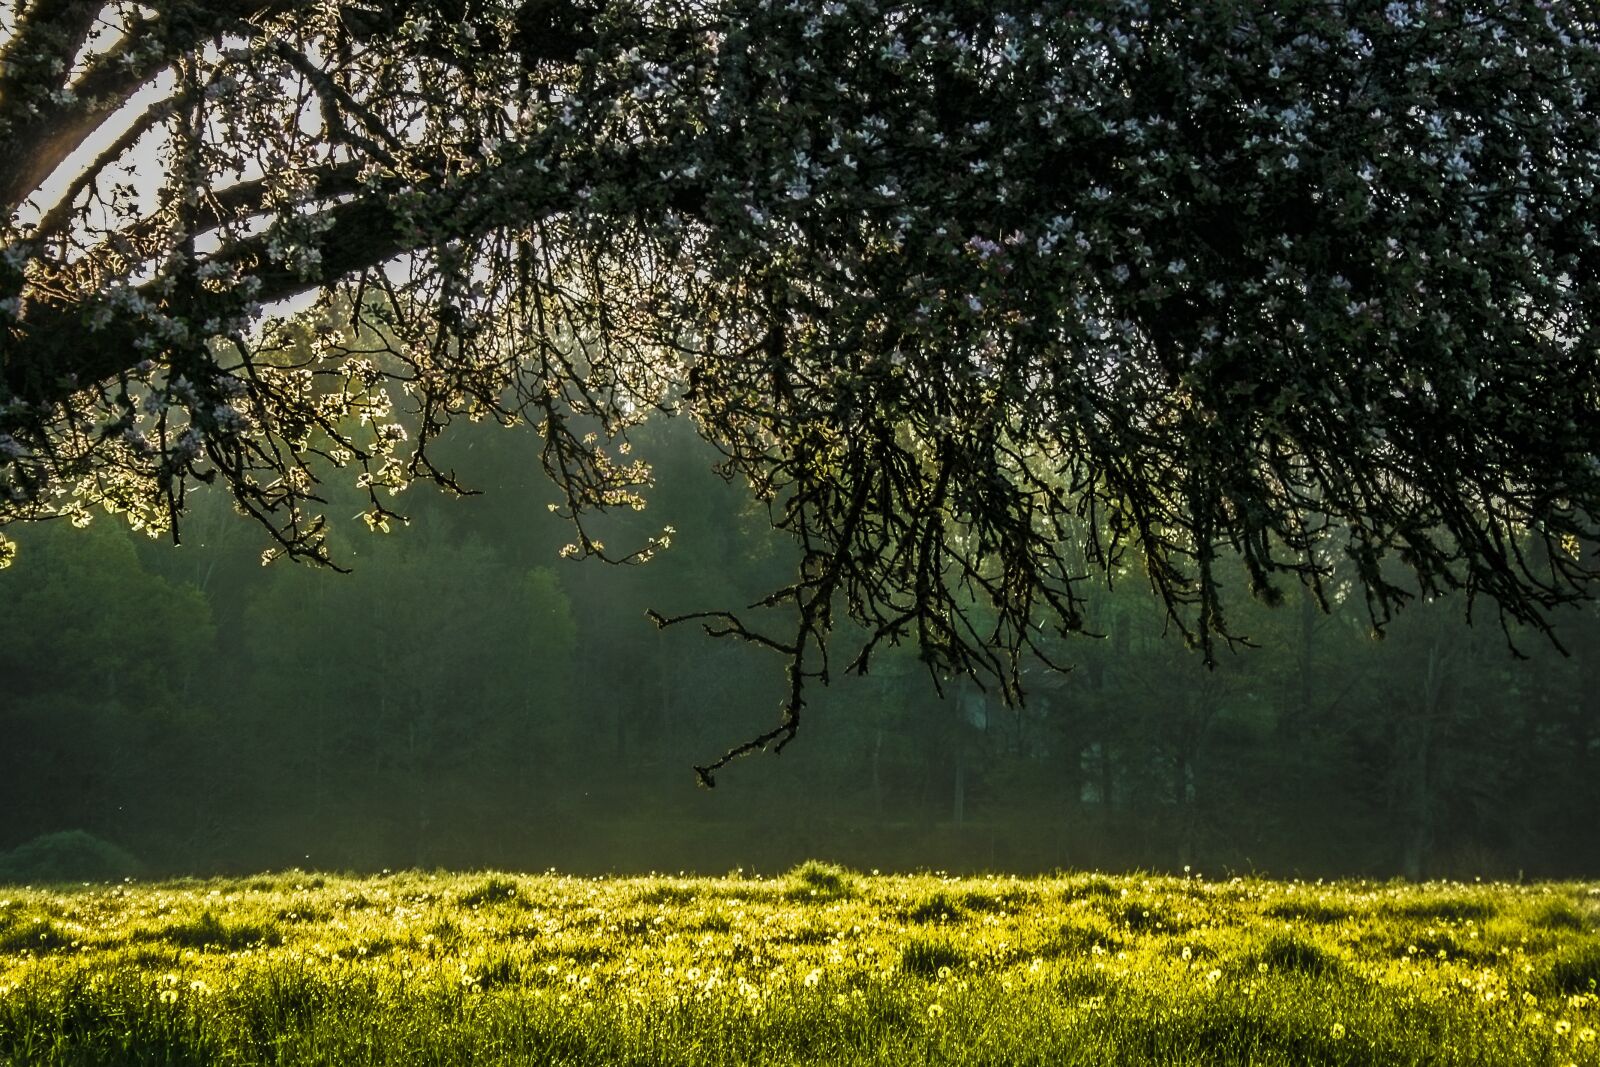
(1556, 1021), (1571, 1036)
(927, 1002), (944, 1018)
(803, 968), (822, 988)
(1331, 1023), (1346, 1039)
(1580, 1027), (1595, 1043)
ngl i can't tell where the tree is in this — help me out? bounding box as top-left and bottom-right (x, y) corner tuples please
(231, 523), (579, 865)
(0, 520), (218, 855)
(3, 1), (1598, 781)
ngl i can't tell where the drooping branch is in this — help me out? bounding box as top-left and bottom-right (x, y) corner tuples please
(1, 0), (1598, 782)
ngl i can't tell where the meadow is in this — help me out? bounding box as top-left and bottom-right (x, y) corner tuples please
(1, 864), (1597, 1066)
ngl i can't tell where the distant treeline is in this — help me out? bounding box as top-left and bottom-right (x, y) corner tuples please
(2, 419), (1596, 880)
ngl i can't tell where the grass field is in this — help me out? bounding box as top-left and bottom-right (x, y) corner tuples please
(1, 864), (1598, 1065)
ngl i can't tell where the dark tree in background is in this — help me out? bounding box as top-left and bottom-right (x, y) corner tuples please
(2, 0), (1598, 777)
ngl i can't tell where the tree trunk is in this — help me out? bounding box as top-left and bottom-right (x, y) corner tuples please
(952, 748), (966, 826)
(871, 727), (884, 818)
(1401, 642), (1445, 880)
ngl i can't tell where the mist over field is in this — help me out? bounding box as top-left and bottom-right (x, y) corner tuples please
(2, 420), (1595, 885)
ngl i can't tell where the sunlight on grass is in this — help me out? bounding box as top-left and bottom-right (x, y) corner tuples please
(0, 867), (1597, 1065)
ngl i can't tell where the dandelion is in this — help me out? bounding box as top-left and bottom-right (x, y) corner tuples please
(927, 1002), (944, 1019)
(1556, 1020), (1571, 1036)
(1580, 1027), (1595, 1043)
(158, 989), (179, 1005)
(1206, 969), (1222, 985)
(1331, 1022), (1346, 1039)
(803, 968), (822, 988)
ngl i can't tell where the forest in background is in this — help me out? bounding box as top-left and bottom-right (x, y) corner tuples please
(2, 416), (1597, 882)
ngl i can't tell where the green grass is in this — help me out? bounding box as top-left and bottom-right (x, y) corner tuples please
(0, 867), (1597, 1065)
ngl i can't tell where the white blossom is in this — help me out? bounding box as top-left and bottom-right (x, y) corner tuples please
(1385, 2), (1416, 29)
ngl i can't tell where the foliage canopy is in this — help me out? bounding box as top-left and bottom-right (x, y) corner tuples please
(2, 0), (1598, 777)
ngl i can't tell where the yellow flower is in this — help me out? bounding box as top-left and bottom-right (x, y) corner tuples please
(1331, 1023), (1346, 1040)
(1579, 1028), (1595, 1043)
(1555, 1021), (1571, 1036)
(927, 1003), (944, 1019)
